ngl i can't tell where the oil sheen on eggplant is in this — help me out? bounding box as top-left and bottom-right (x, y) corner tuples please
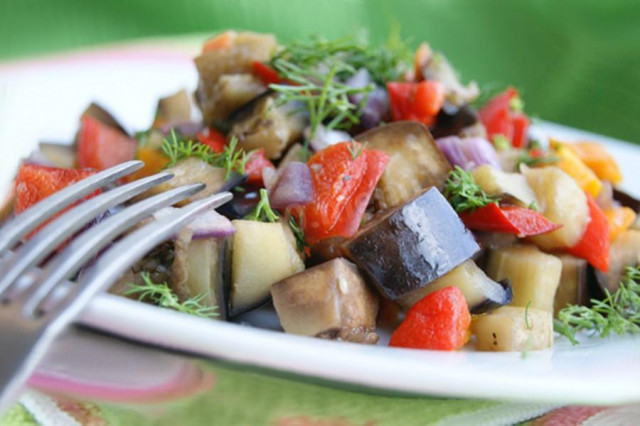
(343, 187), (480, 300)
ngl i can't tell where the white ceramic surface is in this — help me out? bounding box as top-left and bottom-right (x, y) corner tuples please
(2, 42), (640, 406)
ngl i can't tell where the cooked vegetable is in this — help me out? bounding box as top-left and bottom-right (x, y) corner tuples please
(0, 189), (14, 224)
(567, 141), (623, 184)
(552, 141), (602, 198)
(194, 31), (276, 123)
(554, 255), (589, 317)
(595, 230), (640, 294)
(153, 89), (193, 129)
(38, 143), (77, 169)
(390, 286), (471, 351)
(229, 94), (306, 159)
(387, 81), (446, 126)
(271, 258), (379, 343)
(479, 87), (529, 148)
(343, 187), (480, 300)
(268, 162), (314, 209)
(473, 306), (553, 351)
(152, 207), (235, 240)
(604, 206), (637, 240)
(566, 195), (610, 272)
(300, 141), (389, 244)
(77, 115), (137, 170)
(355, 122), (450, 209)
(228, 219), (304, 316)
(472, 164), (538, 208)
(196, 128), (227, 153)
(244, 149), (274, 186)
(436, 136), (501, 171)
(181, 237), (227, 319)
(82, 102), (128, 135)
(522, 166), (589, 250)
(459, 203), (560, 237)
(431, 103), (480, 139)
(555, 266), (640, 345)
(486, 245), (562, 313)
(397, 259), (512, 314)
(306, 124), (351, 153)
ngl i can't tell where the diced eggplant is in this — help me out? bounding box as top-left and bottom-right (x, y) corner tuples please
(472, 164), (538, 208)
(82, 102), (128, 135)
(228, 219), (304, 316)
(206, 74), (267, 123)
(217, 189), (261, 220)
(230, 94), (306, 159)
(355, 122), (452, 209)
(397, 259), (512, 314)
(153, 89), (193, 129)
(473, 306), (553, 352)
(38, 143), (77, 169)
(474, 231), (518, 251)
(142, 158), (243, 206)
(486, 245), (562, 313)
(195, 32), (276, 123)
(522, 166), (589, 250)
(420, 50), (480, 106)
(109, 241), (176, 297)
(271, 258), (379, 344)
(342, 187), (480, 300)
(431, 102), (480, 139)
(613, 188), (640, 229)
(554, 255), (589, 317)
(595, 229), (640, 294)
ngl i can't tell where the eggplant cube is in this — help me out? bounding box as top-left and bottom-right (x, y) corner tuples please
(473, 306), (553, 352)
(343, 187), (480, 300)
(271, 258), (379, 343)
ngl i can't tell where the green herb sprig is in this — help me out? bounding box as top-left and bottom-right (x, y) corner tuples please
(288, 212), (308, 252)
(125, 273), (217, 318)
(161, 131), (251, 179)
(443, 166), (499, 213)
(347, 140), (367, 160)
(245, 189), (279, 223)
(554, 266), (640, 345)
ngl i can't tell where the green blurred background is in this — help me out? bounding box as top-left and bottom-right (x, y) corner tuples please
(2, 0), (639, 143)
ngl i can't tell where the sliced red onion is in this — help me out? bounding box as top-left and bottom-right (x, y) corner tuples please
(346, 68), (374, 105)
(269, 162), (314, 209)
(359, 86), (390, 130)
(262, 166), (278, 191)
(153, 206), (235, 239)
(159, 121), (203, 138)
(436, 136), (501, 170)
(305, 124), (351, 152)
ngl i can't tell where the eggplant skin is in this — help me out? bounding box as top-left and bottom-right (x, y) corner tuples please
(343, 187), (480, 300)
(470, 279), (513, 314)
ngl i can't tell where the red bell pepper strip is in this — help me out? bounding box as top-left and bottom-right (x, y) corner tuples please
(567, 195), (610, 272)
(252, 61), (282, 86)
(459, 203), (561, 237)
(389, 286), (471, 351)
(387, 81), (446, 126)
(196, 128), (227, 153)
(77, 115), (137, 170)
(301, 141), (389, 245)
(479, 87), (530, 148)
(14, 164), (101, 237)
(244, 148), (274, 186)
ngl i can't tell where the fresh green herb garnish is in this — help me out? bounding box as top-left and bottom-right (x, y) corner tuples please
(524, 301), (533, 329)
(444, 166), (499, 213)
(347, 140), (367, 160)
(246, 189), (279, 223)
(124, 273), (217, 318)
(527, 200), (539, 212)
(554, 266), (640, 345)
(288, 212), (308, 252)
(516, 151), (558, 168)
(492, 134), (512, 151)
(161, 131), (251, 179)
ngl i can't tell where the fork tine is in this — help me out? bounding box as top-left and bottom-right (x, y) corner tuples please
(0, 171), (173, 300)
(43, 192), (233, 325)
(20, 182), (205, 316)
(0, 160), (143, 253)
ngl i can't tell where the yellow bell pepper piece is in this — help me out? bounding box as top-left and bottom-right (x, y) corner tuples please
(604, 206), (637, 241)
(551, 140), (602, 198)
(126, 147), (170, 182)
(567, 142), (623, 184)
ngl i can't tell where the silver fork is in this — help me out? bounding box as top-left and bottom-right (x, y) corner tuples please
(0, 160), (232, 413)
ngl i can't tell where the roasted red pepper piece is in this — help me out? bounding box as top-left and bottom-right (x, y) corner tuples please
(252, 61), (282, 86)
(15, 164), (101, 237)
(567, 195), (610, 272)
(197, 128), (227, 153)
(244, 148), (274, 186)
(387, 81), (446, 126)
(389, 286), (471, 350)
(479, 87), (530, 148)
(77, 115), (137, 170)
(301, 142), (389, 245)
(459, 203), (561, 237)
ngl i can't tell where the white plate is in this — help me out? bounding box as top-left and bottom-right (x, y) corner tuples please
(2, 40), (640, 406)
